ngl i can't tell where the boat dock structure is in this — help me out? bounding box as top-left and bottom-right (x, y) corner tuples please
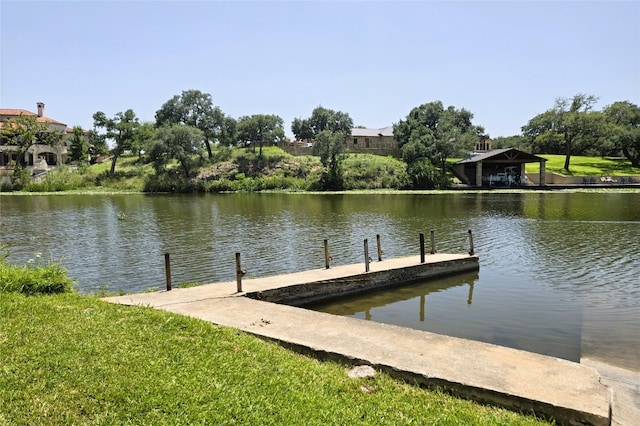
(105, 252), (639, 426)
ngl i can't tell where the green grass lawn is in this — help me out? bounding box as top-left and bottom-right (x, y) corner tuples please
(524, 155), (639, 176)
(0, 293), (553, 425)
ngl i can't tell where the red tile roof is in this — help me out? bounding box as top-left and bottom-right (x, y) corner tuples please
(0, 108), (67, 126)
(0, 108), (35, 117)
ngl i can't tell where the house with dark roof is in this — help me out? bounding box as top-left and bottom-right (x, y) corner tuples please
(0, 102), (73, 169)
(452, 149), (547, 187)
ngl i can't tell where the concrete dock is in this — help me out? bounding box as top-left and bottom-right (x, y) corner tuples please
(105, 254), (637, 425)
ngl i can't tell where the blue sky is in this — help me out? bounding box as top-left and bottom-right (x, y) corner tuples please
(1, 1), (639, 138)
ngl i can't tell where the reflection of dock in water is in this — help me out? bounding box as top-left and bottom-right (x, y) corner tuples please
(308, 272), (477, 320)
(244, 254), (479, 307)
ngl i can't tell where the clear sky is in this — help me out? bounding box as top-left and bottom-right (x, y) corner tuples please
(1, 1), (639, 138)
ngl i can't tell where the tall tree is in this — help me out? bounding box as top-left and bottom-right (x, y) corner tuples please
(604, 101), (640, 167)
(149, 125), (205, 178)
(219, 116), (238, 147)
(491, 135), (529, 151)
(131, 122), (157, 162)
(394, 101), (484, 188)
(522, 94), (599, 171)
(293, 106), (353, 190)
(155, 90), (226, 158)
(312, 130), (347, 190)
(92, 109), (140, 176)
(68, 126), (89, 165)
(237, 114), (286, 157)
(291, 106), (353, 141)
(0, 113), (64, 166)
(85, 129), (109, 164)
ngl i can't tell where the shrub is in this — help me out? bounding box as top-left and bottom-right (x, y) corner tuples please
(201, 178), (239, 192)
(9, 167), (31, 190)
(0, 260), (74, 295)
(23, 167), (91, 192)
(143, 175), (202, 193)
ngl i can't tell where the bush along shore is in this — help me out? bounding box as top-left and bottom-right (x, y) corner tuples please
(2, 147), (639, 194)
(0, 248), (552, 425)
(2, 148), (411, 193)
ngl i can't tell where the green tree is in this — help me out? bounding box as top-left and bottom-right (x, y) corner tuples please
(293, 106), (353, 190)
(522, 94), (600, 171)
(603, 101), (640, 167)
(237, 114), (286, 157)
(0, 113), (64, 166)
(92, 109), (140, 176)
(149, 125), (205, 178)
(131, 122), (157, 163)
(85, 129), (108, 164)
(68, 126), (89, 165)
(313, 130), (347, 190)
(520, 110), (564, 154)
(291, 117), (314, 142)
(291, 106), (353, 141)
(491, 135), (529, 151)
(155, 90), (227, 158)
(219, 116), (238, 148)
(394, 101), (484, 188)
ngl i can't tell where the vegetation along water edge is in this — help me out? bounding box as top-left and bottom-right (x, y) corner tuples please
(2, 91), (639, 193)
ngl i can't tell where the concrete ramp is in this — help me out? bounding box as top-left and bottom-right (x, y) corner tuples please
(105, 255), (613, 425)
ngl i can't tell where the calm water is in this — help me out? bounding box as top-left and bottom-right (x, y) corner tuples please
(1, 192), (638, 370)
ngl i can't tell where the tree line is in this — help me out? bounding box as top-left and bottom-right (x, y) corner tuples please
(498, 95), (640, 171)
(2, 90), (638, 190)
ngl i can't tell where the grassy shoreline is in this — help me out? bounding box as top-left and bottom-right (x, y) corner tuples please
(2, 150), (638, 194)
(0, 292), (553, 425)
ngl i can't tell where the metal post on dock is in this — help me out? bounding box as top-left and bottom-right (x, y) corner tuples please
(164, 252), (172, 291)
(376, 234), (383, 261)
(430, 230), (437, 254)
(468, 229), (475, 256)
(324, 239), (331, 269)
(364, 239), (370, 272)
(235, 252), (246, 292)
(419, 233), (425, 263)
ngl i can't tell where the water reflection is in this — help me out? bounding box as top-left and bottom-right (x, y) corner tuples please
(308, 272), (477, 319)
(308, 270), (583, 362)
(1, 192), (638, 370)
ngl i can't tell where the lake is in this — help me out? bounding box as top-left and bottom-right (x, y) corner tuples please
(1, 191), (638, 371)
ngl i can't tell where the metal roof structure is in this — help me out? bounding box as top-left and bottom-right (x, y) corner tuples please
(455, 148), (546, 165)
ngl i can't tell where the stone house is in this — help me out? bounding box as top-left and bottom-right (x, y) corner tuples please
(348, 126), (401, 157)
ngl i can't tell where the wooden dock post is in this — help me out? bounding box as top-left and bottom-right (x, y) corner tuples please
(430, 230), (437, 254)
(164, 252), (172, 291)
(468, 229), (475, 256)
(364, 239), (370, 272)
(419, 233), (425, 263)
(324, 239), (331, 269)
(376, 234), (383, 261)
(235, 252), (246, 292)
